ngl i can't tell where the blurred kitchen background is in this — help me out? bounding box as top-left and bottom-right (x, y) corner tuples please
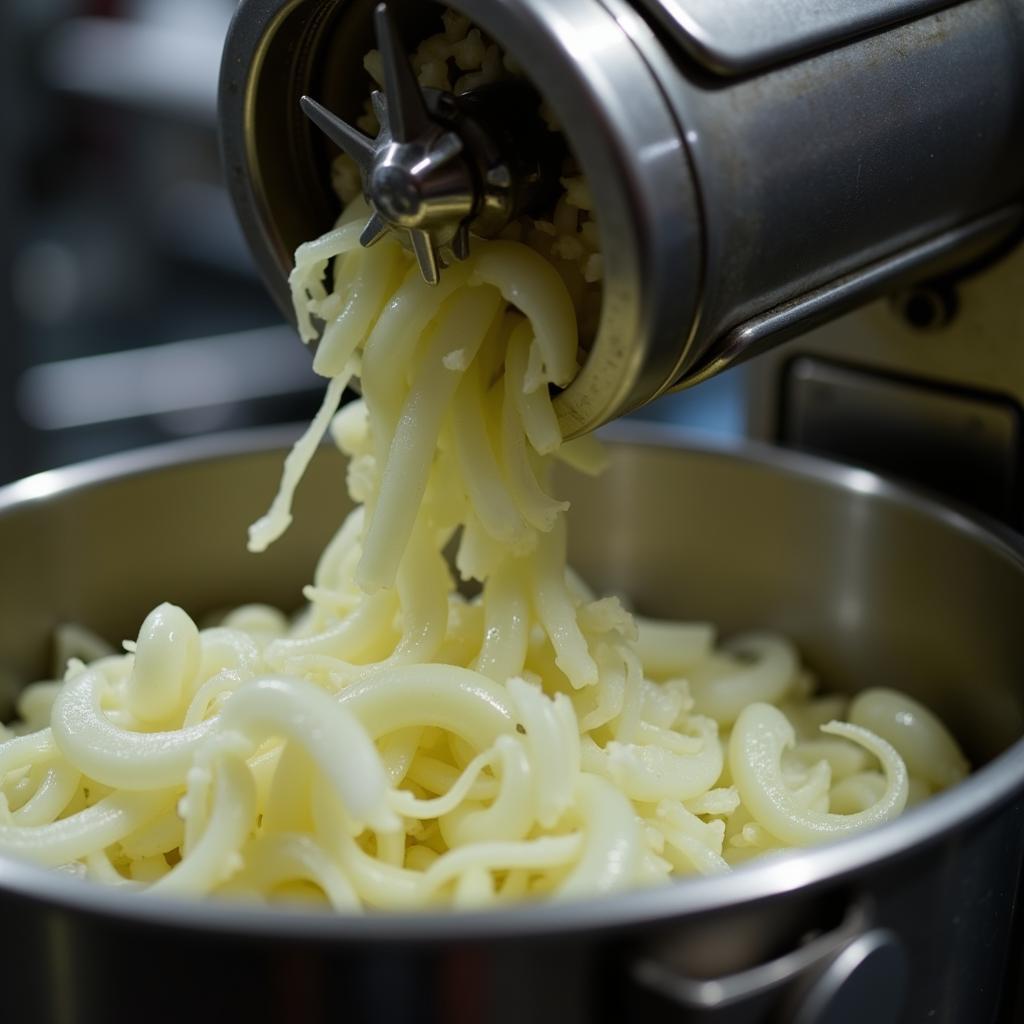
(0, 0), (745, 486)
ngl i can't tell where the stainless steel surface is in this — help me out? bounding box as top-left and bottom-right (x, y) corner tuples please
(781, 357), (1022, 523)
(791, 929), (907, 1024)
(632, 905), (907, 1022)
(220, 0), (1024, 436)
(681, 207), (1024, 387)
(618, 0), (1024, 382)
(744, 235), (1024, 527)
(3, 426), (1024, 1022)
(634, 0), (960, 73)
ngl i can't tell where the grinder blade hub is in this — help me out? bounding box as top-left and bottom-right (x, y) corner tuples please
(299, 2), (558, 285)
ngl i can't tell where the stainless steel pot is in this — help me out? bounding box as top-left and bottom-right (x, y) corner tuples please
(1, 424), (1024, 1024)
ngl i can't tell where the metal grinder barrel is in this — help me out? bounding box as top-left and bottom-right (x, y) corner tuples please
(219, 0), (1024, 436)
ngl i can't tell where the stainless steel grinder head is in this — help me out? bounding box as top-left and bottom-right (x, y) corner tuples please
(219, 0), (1024, 437)
(219, 0), (703, 438)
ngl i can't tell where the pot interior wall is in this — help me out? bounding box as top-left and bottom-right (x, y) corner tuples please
(564, 442), (1024, 763)
(1, 435), (1022, 764)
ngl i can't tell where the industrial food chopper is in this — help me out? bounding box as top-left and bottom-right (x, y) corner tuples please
(222, 0), (1024, 530)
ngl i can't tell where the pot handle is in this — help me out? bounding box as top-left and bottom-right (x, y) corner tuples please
(629, 905), (908, 1023)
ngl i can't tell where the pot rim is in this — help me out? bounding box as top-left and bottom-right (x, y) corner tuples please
(1, 420), (1022, 941)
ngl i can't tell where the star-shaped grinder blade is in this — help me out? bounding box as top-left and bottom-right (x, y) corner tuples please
(300, 2), (475, 284)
